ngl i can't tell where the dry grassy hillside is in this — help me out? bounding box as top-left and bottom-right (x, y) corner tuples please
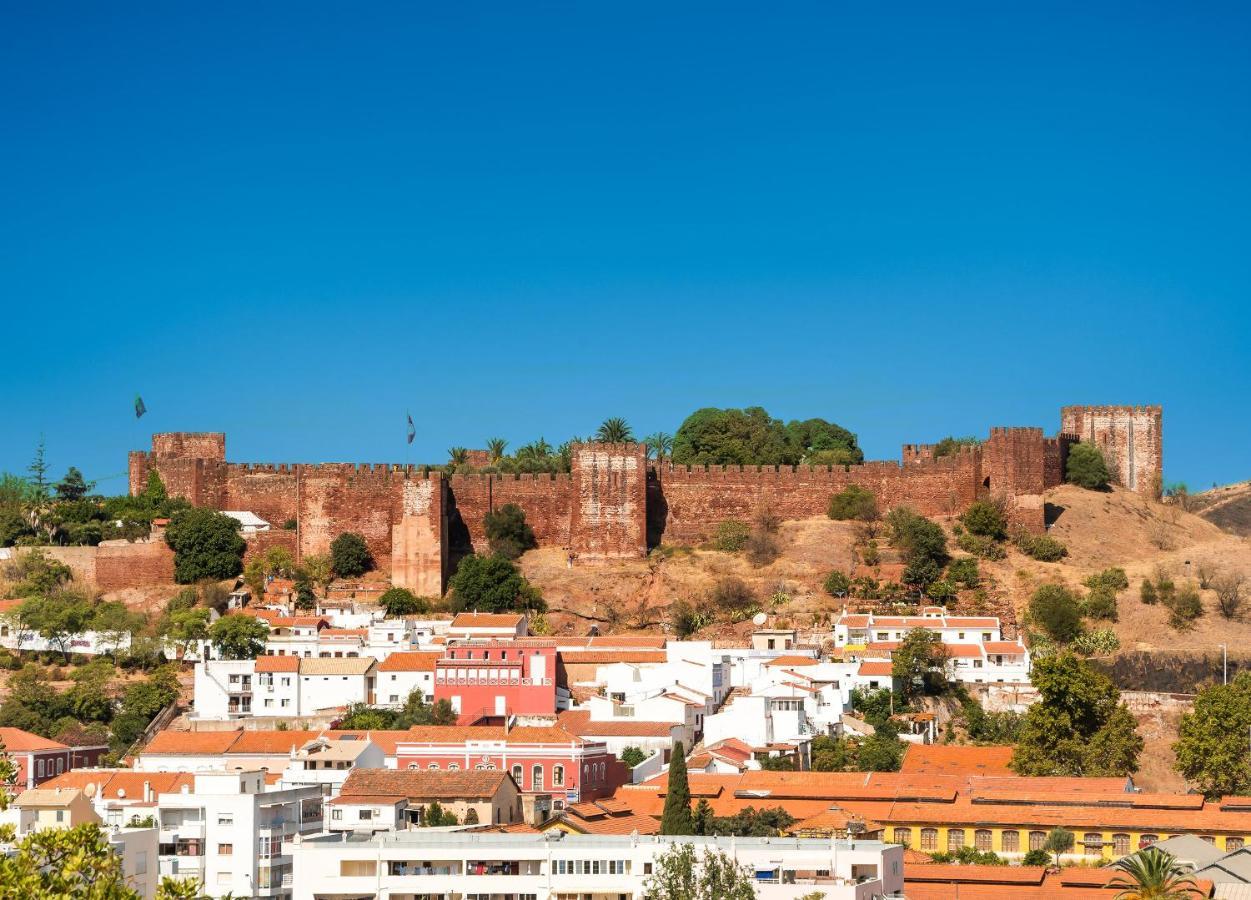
(1192, 481), (1251, 538)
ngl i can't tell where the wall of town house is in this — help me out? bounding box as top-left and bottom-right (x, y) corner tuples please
(890, 822), (1248, 859)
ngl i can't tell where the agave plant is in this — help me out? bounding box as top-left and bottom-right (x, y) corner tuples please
(594, 417), (634, 443)
(1108, 847), (1200, 899)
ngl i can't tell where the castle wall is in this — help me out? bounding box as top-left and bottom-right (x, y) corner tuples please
(1060, 405), (1163, 497)
(446, 473), (574, 554)
(570, 444), (647, 559)
(96, 541), (176, 591)
(981, 428), (1048, 533)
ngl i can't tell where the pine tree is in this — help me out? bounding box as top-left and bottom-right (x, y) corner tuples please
(660, 740), (694, 835)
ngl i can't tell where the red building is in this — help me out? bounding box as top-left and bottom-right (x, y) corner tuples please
(0, 727), (108, 789)
(394, 724), (627, 810)
(435, 638), (557, 724)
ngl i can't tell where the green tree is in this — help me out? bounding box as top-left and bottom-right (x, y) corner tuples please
(704, 805), (795, 836)
(301, 553), (334, 596)
(156, 876), (207, 900)
(1174, 671), (1251, 797)
(26, 438), (50, 503)
(959, 500), (1007, 539)
(886, 507), (948, 587)
(337, 703), (397, 730)
(827, 485), (878, 521)
(447, 447), (470, 466)
(1066, 443), (1112, 490)
(164, 607), (212, 657)
(620, 746), (647, 769)
(857, 732), (905, 772)
(484, 503), (537, 560)
(378, 587), (429, 617)
(786, 418), (863, 465)
(672, 406), (797, 466)
(823, 570), (851, 597)
(933, 435), (982, 458)
(165, 508), (246, 583)
(644, 842), (757, 900)
(447, 554), (545, 614)
(1028, 584), (1084, 643)
(0, 736), (19, 809)
(644, 432), (674, 462)
(1107, 847), (1200, 899)
(660, 740), (694, 835)
(485, 437), (508, 462)
(595, 417), (635, 443)
(330, 532), (372, 578)
(8, 548), (73, 597)
(208, 614), (269, 660)
(0, 822), (140, 898)
(893, 628), (949, 702)
(1044, 827), (1075, 864)
(54, 467), (94, 501)
(422, 800), (458, 827)
(1010, 653), (1143, 777)
(811, 734), (856, 772)
(19, 590), (95, 662)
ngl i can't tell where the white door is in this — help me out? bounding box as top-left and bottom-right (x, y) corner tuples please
(495, 696), (506, 716)
(531, 654), (546, 681)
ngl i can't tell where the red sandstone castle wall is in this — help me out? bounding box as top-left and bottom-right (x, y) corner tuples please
(446, 473), (574, 554)
(152, 432), (225, 461)
(1060, 405), (1163, 497)
(96, 541), (175, 591)
(570, 444), (647, 558)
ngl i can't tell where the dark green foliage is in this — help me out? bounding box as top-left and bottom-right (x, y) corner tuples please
(755, 754), (794, 771)
(1085, 568), (1129, 593)
(698, 805), (795, 836)
(660, 740), (693, 835)
(484, 503), (537, 560)
(7, 549), (73, 597)
(54, 467), (93, 501)
(947, 557), (980, 588)
(164, 508), (245, 583)
(929, 847), (1006, 866)
(620, 746), (647, 769)
(1175, 671), (1251, 797)
(857, 732), (905, 772)
(811, 734), (857, 772)
(786, 418), (863, 466)
(667, 599), (704, 639)
(959, 501), (1007, 539)
(709, 576), (755, 618)
(208, 615), (269, 660)
(330, 532), (372, 577)
(1165, 584), (1204, 630)
(447, 554), (545, 614)
(594, 418), (635, 443)
(823, 570), (851, 597)
(1029, 584), (1083, 642)
(1022, 849), (1052, 866)
(1015, 531), (1069, 562)
(1066, 443), (1112, 490)
(933, 436), (982, 459)
(886, 507), (948, 586)
(378, 587), (430, 617)
(282, 518), (298, 530)
(1083, 586), (1119, 622)
(850, 687), (895, 728)
(337, 691), (457, 730)
(421, 801), (459, 827)
(827, 485), (878, 521)
(1140, 579), (1158, 604)
(893, 628), (949, 701)
(672, 407), (804, 466)
(957, 532), (1007, 560)
(712, 520), (750, 552)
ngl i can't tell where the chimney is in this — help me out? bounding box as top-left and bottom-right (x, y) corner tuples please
(143, 781), (152, 803)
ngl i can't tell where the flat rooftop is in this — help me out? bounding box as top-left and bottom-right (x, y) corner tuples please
(296, 830), (892, 852)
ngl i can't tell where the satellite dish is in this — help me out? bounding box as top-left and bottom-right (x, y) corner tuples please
(752, 612), (768, 626)
(84, 783), (97, 798)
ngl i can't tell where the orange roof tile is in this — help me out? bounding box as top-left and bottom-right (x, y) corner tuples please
(378, 651), (442, 672)
(340, 768), (511, 800)
(982, 641), (1027, 655)
(227, 731), (308, 755)
(255, 655), (300, 672)
(764, 655), (818, 667)
(42, 769), (197, 800)
(142, 731), (241, 755)
(858, 661), (894, 676)
(558, 710), (676, 738)
(559, 650), (668, 665)
(901, 745), (1015, 777)
(0, 727), (68, 752)
(450, 613), (524, 628)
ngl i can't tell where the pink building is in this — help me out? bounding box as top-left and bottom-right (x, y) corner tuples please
(435, 638), (557, 724)
(394, 724), (627, 809)
(0, 727), (108, 789)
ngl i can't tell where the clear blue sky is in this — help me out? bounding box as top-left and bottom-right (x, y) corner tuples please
(2, 3), (1248, 493)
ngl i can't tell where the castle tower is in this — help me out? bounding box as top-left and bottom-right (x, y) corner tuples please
(1060, 406), (1163, 497)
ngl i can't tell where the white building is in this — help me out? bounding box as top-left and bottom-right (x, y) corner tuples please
(278, 734), (386, 798)
(376, 651), (441, 706)
(285, 831), (905, 900)
(193, 656), (378, 720)
(447, 612), (528, 641)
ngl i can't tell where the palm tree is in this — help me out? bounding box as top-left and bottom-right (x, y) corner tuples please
(594, 417), (634, 443)
(643, 431), (673, 462)
(485, 437), (508, 462)
(1108, 848), (1200, 899)
(447, 447), (469, 466)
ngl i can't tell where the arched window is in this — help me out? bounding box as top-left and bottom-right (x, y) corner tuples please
(1029, 831), (1047, 851)
(552, 766), (564, 786)
(1228, 837), (1245, 852)
(532, 764), (543, 789)
(428, 763), (439, 770)
(947, 829), (966, 852)
(448, 763), (460, 771)
(407, 763), (419, 770)
(1001, 830), (1019, 853)
(920, 828), (938, 851)
(511, 765), (523, 784)
(893, 828), (912, 847)
(1200, 835), (1216, 844)
(1112, 834), (1131, 856)
(1083, 833), (1103, 856)
(975, 830), (992, 852)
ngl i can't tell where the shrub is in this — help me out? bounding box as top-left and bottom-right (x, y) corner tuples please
(620, 746), (648, 769)
(710, 577), (755, 617)
(957, 532), (1007, 560)
(744, 532), (780, 567)
(484, 504), (537, 560)
(1022, 849), (1052, 867)
(926, 580), (957, 604)
(959, 501), (1007, 539)
(1016, 531), (1068, 562)
(1166, 584), (1204, 630)
(827, 485), (878, 522)
(1082, 586), (1119, 622)
(887, 507), (948, 567)
(712, 520), (750, 552)
(1072, 628), (1120, 656)
(447, 554), (545, 614)
(378, 587), (430, 617)
(668, 600), (708, 639)
(823, 571), (851, 597)
(330, 532), (372, 578)
(1066, 443), (1111, 490)
(1140, 579), (1158, 604)
(282, 518), (297, 530)
(164, 509), (246, 584)
(1084, 568), (1129, 593)
(947, 557), (980, 588)
(1028, 584), (1083, 643)
(1214, 573), (1247, 620)
(860, 540), (881, 566)
(902, 558), (942, 589)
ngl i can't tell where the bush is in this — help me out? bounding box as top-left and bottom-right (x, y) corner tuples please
(668, 600), (708, 639)
(902, 558), (942, 589)
(1166, 584), (1204, 630)
(1029, 584), (1083, 643)
(957, 532), (1007, 560)
(926, 580), (957, 604)
(712, 520), (750, 552)
(1084, 568), (1129, 593)
(1022, 849), (1052, 867)
(860, 539), (881, 566)
(960, 501), (1007, 539)
(827, 485), (878, 521)
(710, 577), (755, 617)
(378, 587), (430, 617)
(1066, 443), (1111, 490)
(1082, 586), (1119, 622)
(1140, 579), (1158, 604)
(164, 508), (246, 584)
(947, 557), (980, 588)
(447, 554), (545, 614)
(744, 532), (780, 567)
(282, 518), (297, 530)
(886, 508), (948, 568)
(620, 746), (647, 769)
(1016, 531), (1068, 562)
(330, 532), (372, 578)
(823, 571), (851, 598)
(1072, 628), (1120, 656)
(484, 504), (537, 560)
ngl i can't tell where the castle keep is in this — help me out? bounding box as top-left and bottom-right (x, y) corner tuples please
(128, 405), (1161, 594)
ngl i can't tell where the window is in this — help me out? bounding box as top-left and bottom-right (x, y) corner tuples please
(218, 815), (234, 826)
(1001, 830), (1019, 853)
(553, 766), (564, 786)
(1113, 834), (1131, 855)
(975, 830), (992, 852)
(1139, 834), (1159, 848)
(947, 829), (965, 851)
(359, 809), (373, 821)
(428, 764), (439, 770)
(56, 758), (64, 774)
(218, 844), (233, 855)
(55, 810), (64, 823)
(532, 764), (543, 789)
(1200, 835), (1216, 844)
(332, 809), (342, 821)
(448, 763), (460, 771)
(1083, 833), (1103, 855)
(1228, 837), (1245, 851)
(1029, 831), (1047, 851)
(36, 760), (44, 777)
(920, 828), (938, 851)
(512, 765), (523, 783)
(893, 828), (912, 847)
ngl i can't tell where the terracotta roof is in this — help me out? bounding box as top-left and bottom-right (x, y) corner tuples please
(901, 745), (1015, 777)
(906, 865), (1046, 886)
(589, 635), (667, 649)
(903, 865), (1211, 899)
(320, 628), (368, 638)
(42, 770), (196, 800)
(559, 650), (668, 665)
(839, 615), (870, 627)
(858, 661), (894, 677)
(764, 655), (818, 668)
(378, 651), (442, 672)
(982, 641), (1027, 655)
(299, 657), (376, 676)
(255, 655), (301, 672)
(942, 644), (984, 659)
(450, 613), (524, 628)
(865, 641), (901, 654)
(142, 731), (241, 755)
(0, 727), (68, 752)
(558, 710), (676, 738)
(15, 788), (86, 808)
(227, 731), (308, 755)
(340, 768), (511, 800)
(324, 730), (415, 757)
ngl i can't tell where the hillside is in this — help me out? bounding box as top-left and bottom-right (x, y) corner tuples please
(1191, 481), (1251, 537)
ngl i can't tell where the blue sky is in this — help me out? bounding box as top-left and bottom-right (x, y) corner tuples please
(2, 3), (1248, 493)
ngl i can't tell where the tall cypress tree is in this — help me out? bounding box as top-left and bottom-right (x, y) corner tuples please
(660, 740), (694, 835)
